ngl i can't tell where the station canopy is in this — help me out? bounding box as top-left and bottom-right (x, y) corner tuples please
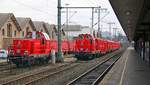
(109, 0), (150, 41)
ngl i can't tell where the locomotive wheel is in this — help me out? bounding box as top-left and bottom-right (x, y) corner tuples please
(45, 55), (51, 63)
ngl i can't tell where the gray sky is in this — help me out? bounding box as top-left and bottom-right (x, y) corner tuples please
(0, 0), (125, 35)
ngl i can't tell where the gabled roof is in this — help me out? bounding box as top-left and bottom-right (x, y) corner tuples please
(33, 21), (49, 34)
(0, 13), (21, 31)
(16, 17), (36, 31)
(44, 23), (57, 34)
(33, 21), (44, 31)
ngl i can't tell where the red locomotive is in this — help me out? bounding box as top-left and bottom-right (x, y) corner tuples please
(74, 34), (120, 60)
(8, 31), (73, 67)
(8, 32), (120, 67)
(8, 32), (51, 67)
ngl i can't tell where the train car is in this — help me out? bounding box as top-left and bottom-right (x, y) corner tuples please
(68, 40), (76, 54)
(102, 39), (109, 54)
(95, 38), (106, 55)
(74, 34), (121, 60)
(8, 32), (51, 67)
(8, 31), (120, 65)
(62, 40), (70, 54)
(8, 31), (74, 67)
(112, 41), (120, 50)
(107, 40), (113, 52)
(50, 39), (72, 55)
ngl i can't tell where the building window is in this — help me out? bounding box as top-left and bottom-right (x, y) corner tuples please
(14, 30), (16, 37)
(52, 31), (54, 39)
(26, 27), (29, 34)
(22, 31), (24, 37)
(2, 29), (5, 36)
(7, 24), (12, 37)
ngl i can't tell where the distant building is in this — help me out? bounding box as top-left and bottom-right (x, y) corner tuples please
(0, 13), (21, 49)
(0, 13), (68, 49)
(16, 17), (36, 38)
(63, 25), (91, 39)
(63, 25), (81, 31)
(80, 26), (92, 35)
(44, 23), (57, 39)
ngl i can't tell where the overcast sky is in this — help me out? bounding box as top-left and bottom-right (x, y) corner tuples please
(0, 0), (125, 35)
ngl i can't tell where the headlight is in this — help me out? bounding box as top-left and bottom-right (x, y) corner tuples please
(24, 50), (28, 56)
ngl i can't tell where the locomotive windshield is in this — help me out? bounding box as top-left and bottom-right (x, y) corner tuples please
(25, 32), (50, 40)
(86, 35), (93, 44)
(86, 35), (92, 40)
(78, 35), (84, 40)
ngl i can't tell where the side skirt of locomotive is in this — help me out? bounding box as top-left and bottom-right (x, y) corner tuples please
(8, 54), (51, 67)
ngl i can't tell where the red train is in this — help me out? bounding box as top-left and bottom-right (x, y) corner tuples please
(8, 32), (74, 67)
(8, 32), (120, 67)
(74, 34), (120, 60)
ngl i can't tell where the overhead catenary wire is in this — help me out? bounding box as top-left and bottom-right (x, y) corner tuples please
(93, 11), (110, 27)
(13, 0), (56, 17)
(62, 11), (78, 28)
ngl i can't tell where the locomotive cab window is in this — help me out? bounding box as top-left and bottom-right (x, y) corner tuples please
(79, 35), (84, 40)
(86, 35), (93, 44)
(86, 35), (92, 39)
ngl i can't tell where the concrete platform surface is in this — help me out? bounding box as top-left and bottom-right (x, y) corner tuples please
(99, 47), (150, 85)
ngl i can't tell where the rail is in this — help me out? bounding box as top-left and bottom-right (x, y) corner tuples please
(66, 50), (124, 85)
(1, 63), (79, 85)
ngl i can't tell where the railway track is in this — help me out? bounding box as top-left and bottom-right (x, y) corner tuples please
(66, 51), (124, 85)
(23, 50), (124, 85)
(0, 50), (123, 85)
(0, 62), (15, 72)
(0, 62), (7, 66)
(1, 63), (80, 85)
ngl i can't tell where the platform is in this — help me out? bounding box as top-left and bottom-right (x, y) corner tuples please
(99, 47), (150, 85)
